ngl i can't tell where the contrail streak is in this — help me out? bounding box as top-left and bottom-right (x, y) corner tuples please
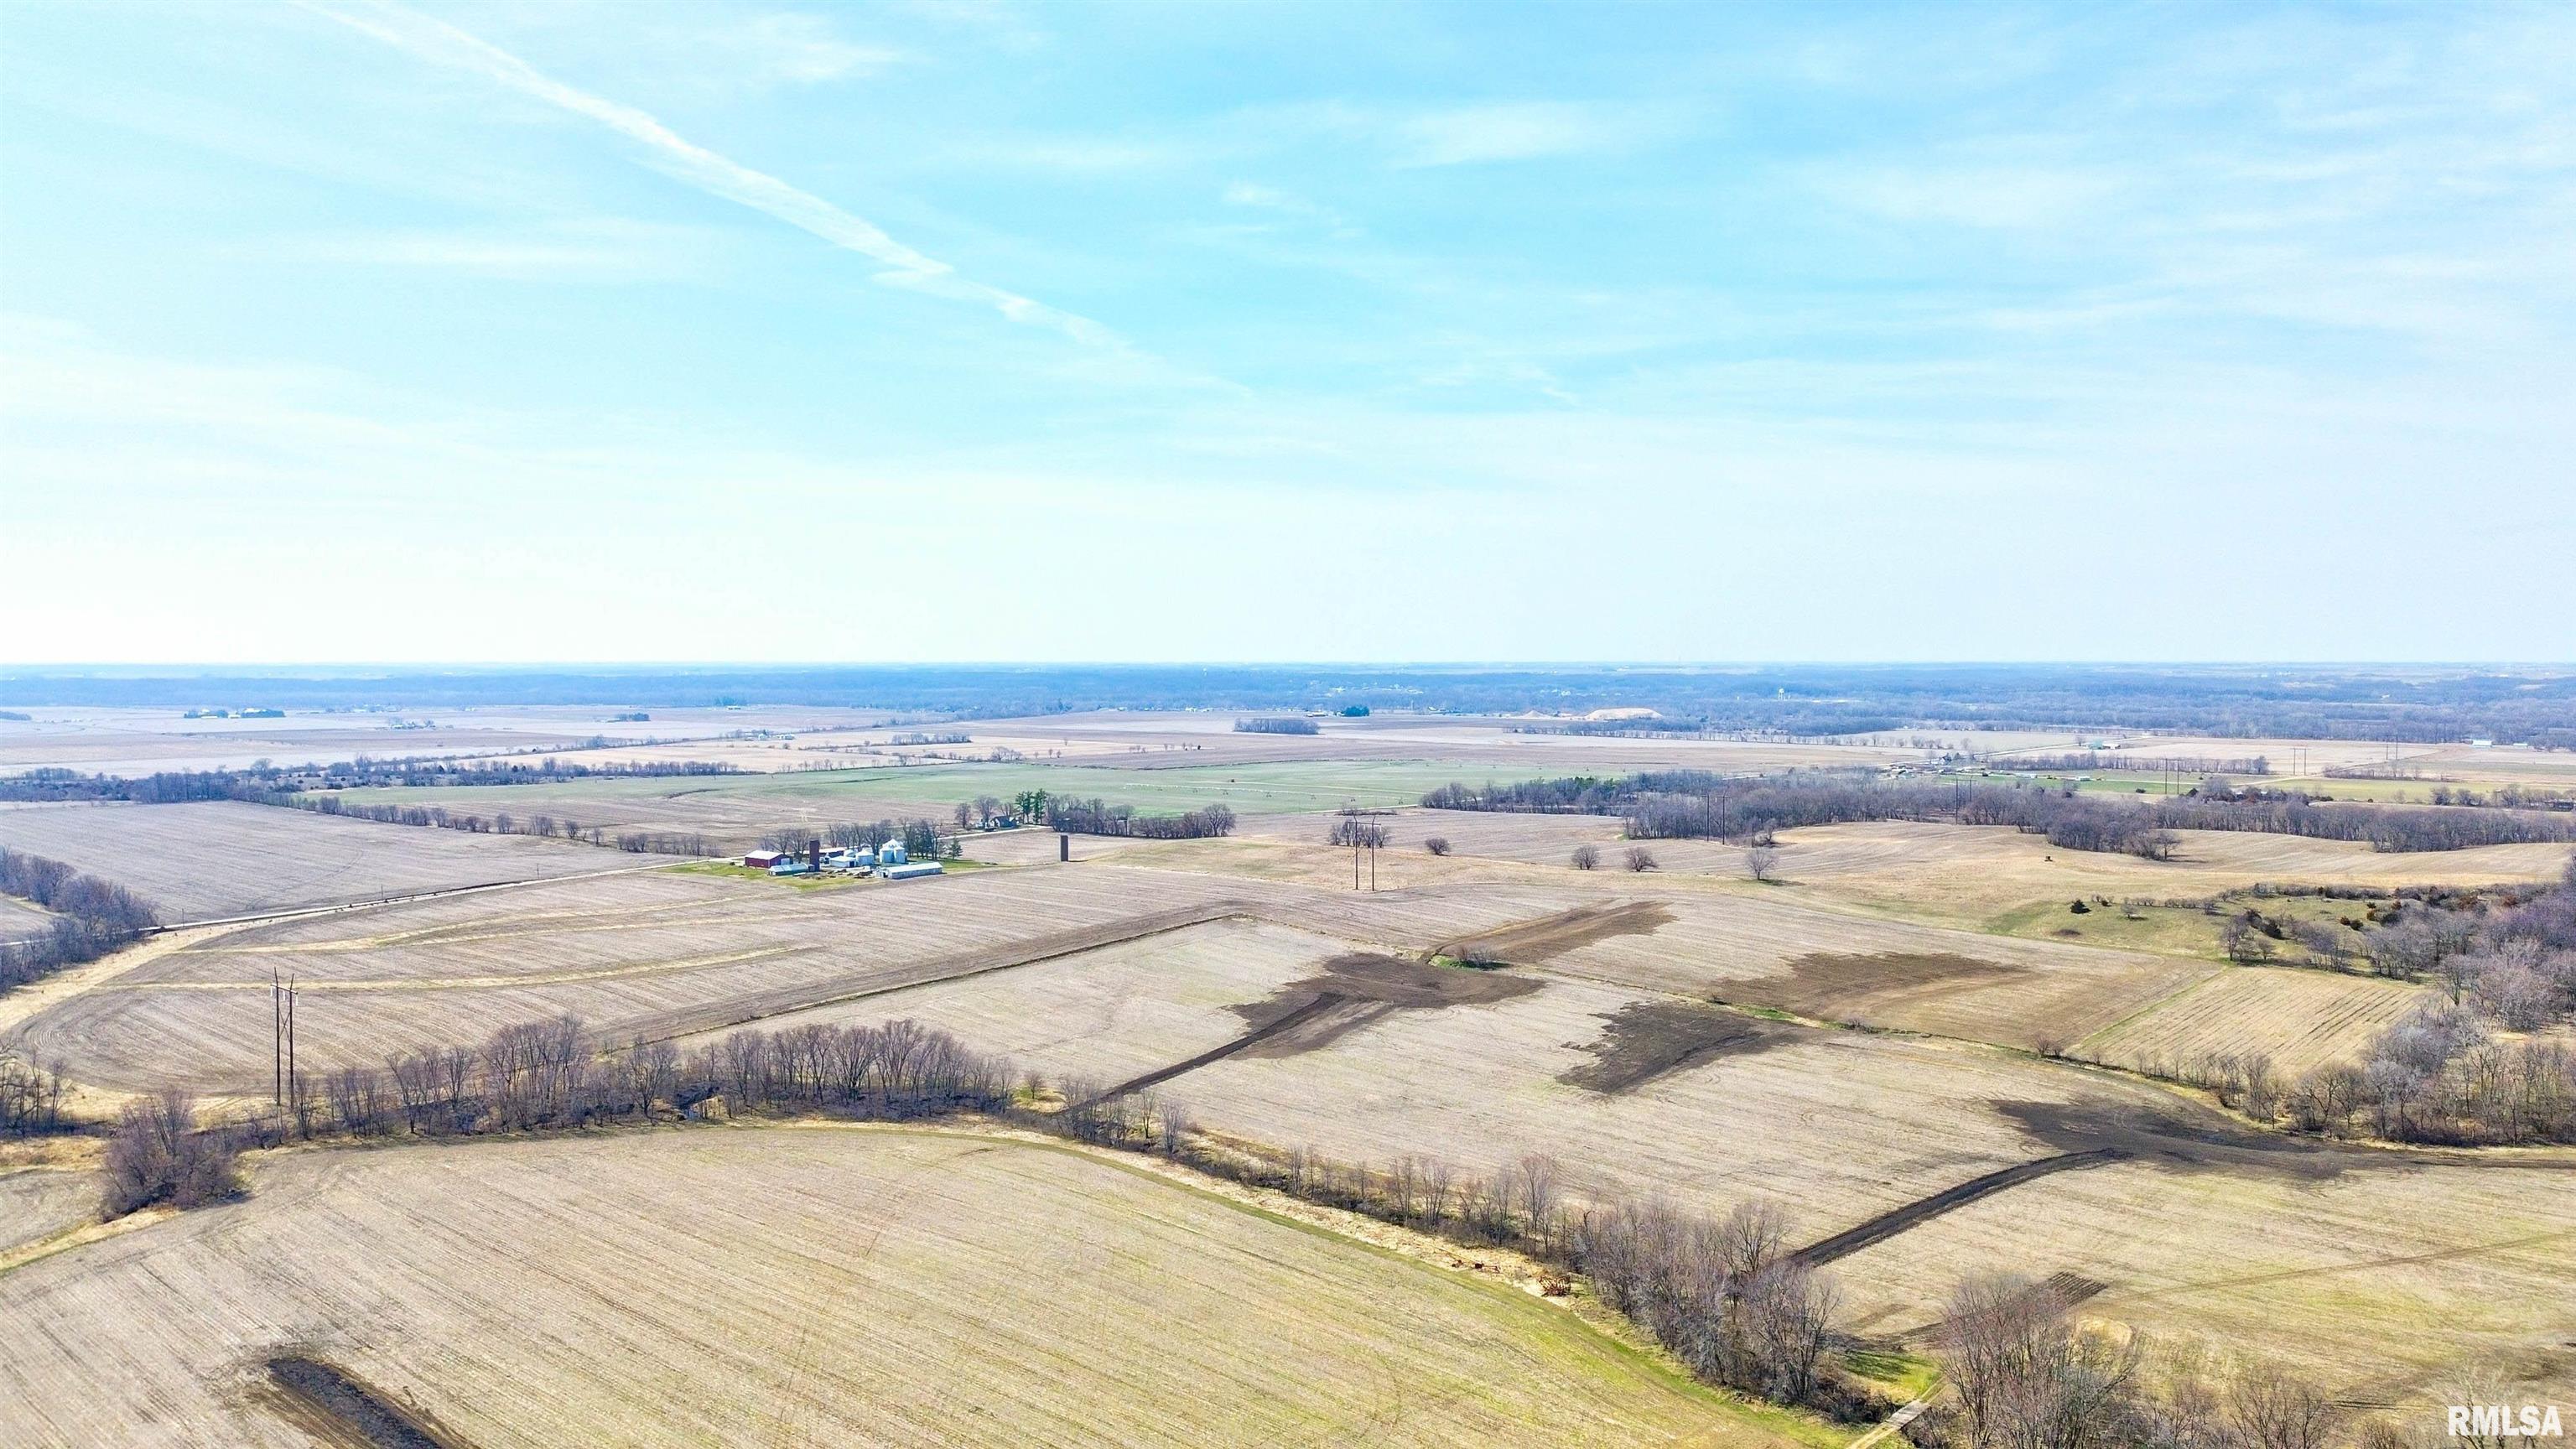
(304, 0), (1130, 351)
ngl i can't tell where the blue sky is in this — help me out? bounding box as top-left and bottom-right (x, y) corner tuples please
(3, 0), (2570, 662)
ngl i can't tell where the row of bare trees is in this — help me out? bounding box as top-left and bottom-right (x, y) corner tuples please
(0, 848), (162, 989)
(268, 1015), (1014, 1141)
(262, 788), (716, 855)
(1047, 797), (1238, 839)
(762, 818), (950, 858)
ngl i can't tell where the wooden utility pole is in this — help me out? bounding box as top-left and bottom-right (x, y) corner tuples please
(1336, 805), (1394, 891)
(285, 969), (298, 1121)
(272, 969), (283, 1107)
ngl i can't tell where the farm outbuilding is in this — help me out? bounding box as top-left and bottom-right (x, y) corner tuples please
(742, 850), (787, 870)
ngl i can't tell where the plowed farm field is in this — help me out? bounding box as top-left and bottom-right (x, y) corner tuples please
(0, 801), (673, 923)
(0, 1129), (1767, 1449)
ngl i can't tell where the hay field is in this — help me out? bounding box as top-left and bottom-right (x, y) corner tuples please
(0, 1129), (1758, 1449)
(2075, 967), (2432, 1078)
(0, 801), (671, 923)
(1831, 1156), (2576, 1405)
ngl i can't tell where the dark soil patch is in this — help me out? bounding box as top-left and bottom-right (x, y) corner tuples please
(1559, 1000), (1805, 1094)
(1434, 901), (1673, 966)
(1760, 951), (2023, 1020)
(1232, 953), (1543, 1058)
(1087, 953), (1542, 1101)
(1993, 1098), (2359, 1180)
(266, 1358), (463, 1449)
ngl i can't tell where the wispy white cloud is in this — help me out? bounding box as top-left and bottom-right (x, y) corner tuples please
(1388, 101), (1675, 168)
(1220, 181), (1356, 236)
(718, 13), (901, 86)
(1229, 97), (1681, 169)
(1820, 164), (2121, 231)
(300, 0), (1132, 354)
(256, 217), (710, 281)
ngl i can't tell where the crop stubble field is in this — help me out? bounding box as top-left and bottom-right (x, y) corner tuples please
(0, 1129), (1757, 1448)
(2075, 967), (2433, 1078)
(0, 801), (674, 922)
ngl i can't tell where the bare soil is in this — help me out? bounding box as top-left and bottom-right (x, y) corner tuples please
(1557, 1000), (1805, 1094)
(1089, 953), (1542, 1100)
(1758, 951), (2024, 1021)
(266, 1358), (462, 1449)
(1433, 901), (1673, 965)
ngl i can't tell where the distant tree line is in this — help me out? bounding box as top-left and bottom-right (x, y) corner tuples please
(1426, 771), (2576, 854)
(306, 754), (743, 787)
(0, 755), (740, 805)
(0, 847), (161, 989)
(0, 767), (252, 804)
(1043, 798), (1237, 839)
(256, 789), (716, 856)
(1513, 714), (1911, 740)
(1233, 717), (1321, 735)
(2420, 783), (2576, 809)
(1970, 752), (2272, 776)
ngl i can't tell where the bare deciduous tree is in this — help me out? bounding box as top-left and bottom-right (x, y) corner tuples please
(1746, 845), (1780, 883)
(1571, 844), (1600, 871)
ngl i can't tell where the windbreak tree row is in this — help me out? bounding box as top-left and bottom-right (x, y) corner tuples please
(1426, 772), (2576, 854)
